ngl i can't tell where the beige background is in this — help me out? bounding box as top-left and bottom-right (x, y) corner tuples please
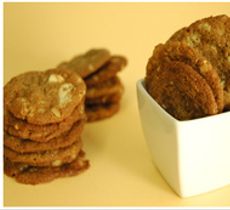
(4, 2), (230, 206)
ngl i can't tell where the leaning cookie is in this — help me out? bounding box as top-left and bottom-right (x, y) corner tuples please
(85, 56), (127, 86)
(4, 120), (85, 153)
(4, 102), (85, 142)
(147, 41), (224, 112)
(58, 49), (111, 78)
(4, 150), (89, 185)
(4, 140), (82, 167)
(167, 15), (230, 110)
(4, 68), (86, 125)
(146, 61), (218, 120)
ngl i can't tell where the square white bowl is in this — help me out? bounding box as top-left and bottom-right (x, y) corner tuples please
(136, 79), (230, 198)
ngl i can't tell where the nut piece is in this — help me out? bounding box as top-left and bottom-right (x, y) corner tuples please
(19, 97), (30, 116)
(185, 33), (200, 47)
(51, 107), (61, 118)
(199, 22), (211, 32)
(52, 159), (62, 167)
(48, 74), (65, 83)
(14, 124), (19, 130)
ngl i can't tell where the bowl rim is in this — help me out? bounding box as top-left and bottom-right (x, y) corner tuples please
(137, 78), (230, 124)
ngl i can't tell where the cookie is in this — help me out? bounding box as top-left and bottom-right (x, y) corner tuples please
(168, 15), (230, 109)
(4, 101), (85, 142)
(58, 49), (111, 78)
(4, 150), (89, 185)
(146, 61), (218, 120)
(4, 120), (85, 153)
(147, 41), (224, 112)
(86, 102), (120, 122)
(86, 92), (122, 106)
(85, 56), (127, 86)
(86, 76), (124, 100)
(4, 140), (82, 167)
(4, 68), (86, 125)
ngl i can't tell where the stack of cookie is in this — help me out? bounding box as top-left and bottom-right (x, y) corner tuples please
(146, 15), (230, 120)
(4, 68), (89, 184)
(58, 49), (127, 122)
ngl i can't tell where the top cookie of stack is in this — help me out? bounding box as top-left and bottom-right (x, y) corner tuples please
(58, 49), (127, 122)
(146, 15), (230, 120)
(4, 68), (89, 184)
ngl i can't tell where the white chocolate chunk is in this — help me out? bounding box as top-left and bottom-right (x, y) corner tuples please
(58, 83), (74, 107)
(199, 22), (211, 32)
(185, 33), (200, 47)
(48, 74), (65, 83)
(227, 56), (230, 63)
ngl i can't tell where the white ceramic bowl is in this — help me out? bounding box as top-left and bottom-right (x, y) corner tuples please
(136, 79), (230, 198)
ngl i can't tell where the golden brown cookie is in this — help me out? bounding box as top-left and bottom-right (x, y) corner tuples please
(147, 41), (224, 112)
(58, 49), (111, 78)
(4, 101), (85, 142)
(85, 56), (127, 86)
(4, 68), (86, 125)
(86, 76), (124, 100)
(4, 120), (85, 153)
(86, 102), (120, 122)
(168, 15), (230, 110)
(146, 61), (218, 120)
(4, 150), (89, 185)
(86, 92), (122, 106)
(4, 140), (82, 167)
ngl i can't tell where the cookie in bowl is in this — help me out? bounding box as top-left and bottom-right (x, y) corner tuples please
(137, 14), (230, 197)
